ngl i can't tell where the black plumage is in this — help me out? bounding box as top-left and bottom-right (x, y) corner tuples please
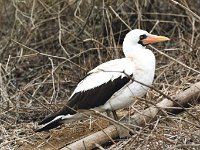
(38, 75), (132, 129)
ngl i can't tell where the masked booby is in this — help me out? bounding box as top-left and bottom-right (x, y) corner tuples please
(36, 29), (169, 132)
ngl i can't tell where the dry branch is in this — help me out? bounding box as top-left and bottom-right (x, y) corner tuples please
(129, 82), (200, 126)
(64, 82), (200, 150)
(61, 125), (118, 150)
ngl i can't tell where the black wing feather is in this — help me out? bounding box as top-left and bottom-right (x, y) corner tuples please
(68, 75), (131, 110)
(39, 75), (132, 125)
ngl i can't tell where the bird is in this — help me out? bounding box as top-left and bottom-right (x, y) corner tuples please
(36, 29), (169, 132)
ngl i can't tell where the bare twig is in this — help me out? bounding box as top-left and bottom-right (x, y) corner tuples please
(170, 0), (200, 22)
(109, 6), (132, 31)
(150, 45), (200, 74)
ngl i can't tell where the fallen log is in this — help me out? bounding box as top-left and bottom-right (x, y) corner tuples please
(62, 82), (200, 150)
(129, 82), (200, 126)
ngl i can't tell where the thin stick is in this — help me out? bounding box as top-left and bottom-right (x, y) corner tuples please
(49, 58), (56, 103)
(109, 6), (132, 31)
(150, 45), (200, 74)
(58, 12), (70, 57)
(170, 0), (200, 22)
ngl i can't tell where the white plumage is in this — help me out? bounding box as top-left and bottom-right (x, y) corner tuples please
(36, 29), (169, 132)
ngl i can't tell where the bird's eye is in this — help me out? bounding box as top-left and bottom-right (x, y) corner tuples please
(139, 34), (147, 40)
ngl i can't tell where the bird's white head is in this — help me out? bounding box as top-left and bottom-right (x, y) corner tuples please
(123, 29), (169, 57)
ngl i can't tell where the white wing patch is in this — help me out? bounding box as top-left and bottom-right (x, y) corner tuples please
(70, 58), (135, 97)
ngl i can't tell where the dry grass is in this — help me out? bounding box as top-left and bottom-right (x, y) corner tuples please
(0, 0), (200, 149)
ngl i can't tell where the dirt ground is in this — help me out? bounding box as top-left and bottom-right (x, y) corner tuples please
(18, 119), (109, 150)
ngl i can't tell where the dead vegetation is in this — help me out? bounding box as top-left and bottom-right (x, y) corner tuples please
(0, 0), (200, 149)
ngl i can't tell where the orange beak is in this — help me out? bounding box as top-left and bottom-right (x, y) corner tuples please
(143, 34), (170, 45)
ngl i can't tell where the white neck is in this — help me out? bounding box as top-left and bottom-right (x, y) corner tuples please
(122, 40), (156, 74)
(123, 40), (146, 57)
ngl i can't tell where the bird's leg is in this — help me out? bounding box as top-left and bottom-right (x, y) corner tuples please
(112, 110), (119, 120)
(106, 110), (113, 118)
(106, 110), (130, 138)
(106, 110), (119, 120)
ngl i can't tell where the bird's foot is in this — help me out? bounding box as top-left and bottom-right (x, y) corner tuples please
(115, 124), (131, 138)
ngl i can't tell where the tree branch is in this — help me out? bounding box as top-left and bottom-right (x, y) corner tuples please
(63, 82), (200, 150)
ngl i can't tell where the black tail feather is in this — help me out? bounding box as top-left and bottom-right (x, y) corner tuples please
(38, 106), (75, 125)
(36, 117), (63, 132)
(36, 106), (73, 132)
(38, 112), (59, 125)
